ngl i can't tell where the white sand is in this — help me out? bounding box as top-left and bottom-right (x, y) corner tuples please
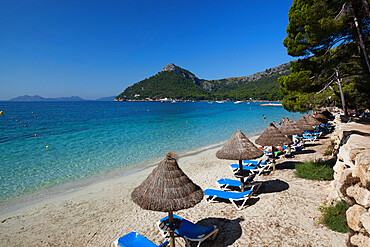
(0, 134), (347, 246)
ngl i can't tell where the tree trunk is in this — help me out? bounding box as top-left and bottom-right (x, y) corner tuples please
(350, 4), (370, 74)
(361, 0), (370, 19)
(335, 69), (348, 115)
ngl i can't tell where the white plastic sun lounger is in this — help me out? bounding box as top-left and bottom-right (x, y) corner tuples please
(204, 186), (255, 210)
(157, 214), (218, 247)
(216, 174), (256, 190)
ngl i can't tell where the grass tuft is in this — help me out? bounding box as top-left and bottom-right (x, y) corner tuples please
(318, 201), (350, 233)
(294, 159), (335, 180)
(324, 140), (336, 156)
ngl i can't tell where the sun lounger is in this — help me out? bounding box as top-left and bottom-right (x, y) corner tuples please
(302, 135), (317, 142)
(230, 158), (269, 172)
(216, 174), (256, 190)
(229, 163), (258, 173)
(157, 214), (218, 247)
(264, 150), (282, 157)
(230, 160), (272, 176)
(204, 186), (255, 210)
(243, 158), (269, 166)
(114, 231), (169, 247)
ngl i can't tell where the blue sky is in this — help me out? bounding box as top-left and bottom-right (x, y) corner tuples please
(0, 0), (294, 100)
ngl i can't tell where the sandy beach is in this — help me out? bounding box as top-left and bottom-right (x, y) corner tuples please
(0, 132), (348, 246)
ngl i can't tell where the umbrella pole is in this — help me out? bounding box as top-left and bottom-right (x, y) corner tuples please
(169, 211), (175, 247)
(271, 146), (276, 172)
(287, 135), (292, 155)
(239, 160), (245, 192)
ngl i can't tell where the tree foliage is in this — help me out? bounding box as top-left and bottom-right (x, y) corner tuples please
(280, 0), (370, 112)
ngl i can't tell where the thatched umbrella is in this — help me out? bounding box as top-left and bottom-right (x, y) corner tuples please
(315, 113), (329, 124)
(321, 109), (334, 120)
(306, 114), (322, 126)
(278, 118), (304, 136)
(296, 116), (314, 131)
(132, 152), (203, 247)
(278, 118), (304, 155)
(255, 123), (293, 171)
(216, 130), (263, 191)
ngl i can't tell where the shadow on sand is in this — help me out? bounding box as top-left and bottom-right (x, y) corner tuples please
(193, 217), (245, 247)
(254, 179), (289, 194)
(276, 161), (303, 170)
(294, 149), (316, 155)
(304, 143), (321, 147)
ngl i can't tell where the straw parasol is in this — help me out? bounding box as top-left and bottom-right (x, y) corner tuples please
(315, 113), (329, 124)
(216, 130), (263, 191)
(278, 118), (303, 156)
(296, 116), (314, 131)
(255, 123), (293, 171)
(306, 114), (322, 126)
(278, 118), (304, 136)
(321, 109), (333, 120)
(132, 151), (203, 247)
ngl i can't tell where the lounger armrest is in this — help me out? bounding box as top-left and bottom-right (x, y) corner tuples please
(159, 240), (169, 247)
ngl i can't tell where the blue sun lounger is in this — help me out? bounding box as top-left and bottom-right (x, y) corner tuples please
(244, 158), (269, 166)
(113, 231), (169, 247)
(302, 135), (317, 142)
(204, 187), (255, 210)
(216, 174), (256, 190)
(230, 160), (272, 176)
(157, 214), (218, 247)
(242, 159), (261, 166)
(229, 163), (258, 173)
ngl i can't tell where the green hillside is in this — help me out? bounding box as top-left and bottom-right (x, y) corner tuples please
(214, 71), (290, 101)
(116, 71), (211, 100)
(116, 63), (290, 101)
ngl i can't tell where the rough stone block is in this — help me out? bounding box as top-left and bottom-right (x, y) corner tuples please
(360, 211), (370, 233)
(353, 152), (370, 187)
(350, 233), (370, 247)
(347, 184), (370, 208)
(346, 204), (367, 232)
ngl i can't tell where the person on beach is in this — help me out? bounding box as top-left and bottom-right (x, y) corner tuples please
(272, 121), (276, 126)
(279, 120), (282, 125)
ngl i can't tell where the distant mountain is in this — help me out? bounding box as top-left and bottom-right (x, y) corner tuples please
(95, 96), (116, 101)
(116, 62), (291, 101)
(9, 95), (86, 101)
(116, 63), (211, 101)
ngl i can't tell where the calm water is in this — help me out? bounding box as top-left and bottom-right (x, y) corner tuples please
(0, 101), (302, 203)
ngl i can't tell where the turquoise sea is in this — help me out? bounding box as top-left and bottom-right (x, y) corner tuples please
(0, 101), (303, 207)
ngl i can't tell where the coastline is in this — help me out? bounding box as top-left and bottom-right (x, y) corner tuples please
(0, 130), (348, 246)
(0, 128), (261, 215)
(0, 138), (229, 215)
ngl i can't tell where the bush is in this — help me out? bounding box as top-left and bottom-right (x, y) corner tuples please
(294, 159), (335, 180)
(318, 201), (350, 233)
(324, 140), (335, 156)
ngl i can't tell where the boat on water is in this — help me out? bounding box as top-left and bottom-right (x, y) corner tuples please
(216, 100), (225, 104)
(259, 103), (283, 106)
(160, 98), (171, 102)
(234, 101), (243, 104)
(171, 100), (178, 103)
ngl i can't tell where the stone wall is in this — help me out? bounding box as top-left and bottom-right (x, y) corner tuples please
(328, 119), (370, 247)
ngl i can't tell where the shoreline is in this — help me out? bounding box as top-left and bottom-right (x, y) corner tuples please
(0, 126), (348, 246)
(0, 138), (231, 215)
(0, 128), (261, 215)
